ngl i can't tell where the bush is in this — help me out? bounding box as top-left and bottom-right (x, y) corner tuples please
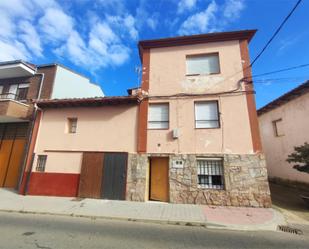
(287, 142), (309, 173)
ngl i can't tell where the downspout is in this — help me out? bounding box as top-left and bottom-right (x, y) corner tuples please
(17, 72), (44, 193)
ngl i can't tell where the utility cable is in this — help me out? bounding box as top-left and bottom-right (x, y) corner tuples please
(250, 0), (303, 67)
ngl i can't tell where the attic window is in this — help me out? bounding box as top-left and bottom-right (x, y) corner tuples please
(186, 53), (220, 76)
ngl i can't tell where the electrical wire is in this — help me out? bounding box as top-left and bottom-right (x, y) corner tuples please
(250, 0), (303, 67)
(250, 63), (309, 78)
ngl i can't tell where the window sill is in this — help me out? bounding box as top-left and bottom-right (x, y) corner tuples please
(147, 128), (169, 130)
(195, 127), (220, 130)
(197, 186), (225, 191)
(186, 72), (221, 77)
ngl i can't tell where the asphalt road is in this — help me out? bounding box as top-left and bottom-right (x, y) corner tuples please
(0, 212), (308, 249)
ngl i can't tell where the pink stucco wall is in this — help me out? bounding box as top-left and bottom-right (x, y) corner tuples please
(33, 105), (138, 173)
(147, 41), (254, 154)
(259, 92), (309, 183)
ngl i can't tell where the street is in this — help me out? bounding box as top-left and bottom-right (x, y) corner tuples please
(0, 212), (308, 249)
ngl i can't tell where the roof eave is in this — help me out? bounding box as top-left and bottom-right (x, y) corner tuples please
(138, 29), (257, 61)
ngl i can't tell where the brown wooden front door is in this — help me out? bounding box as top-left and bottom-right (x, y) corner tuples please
(0, 123), (28, 188)
(78, 152), (104, 199)
(150, 157), (169, 202)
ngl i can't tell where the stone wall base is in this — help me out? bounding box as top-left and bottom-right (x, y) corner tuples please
(126, 153), (272, 208)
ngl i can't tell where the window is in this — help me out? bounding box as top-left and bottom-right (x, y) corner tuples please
(7, 83), (29, 100)
(148, 103), (169, 129)
(272, 118), (284, 137)
(68, 118), (78, 133)
(186, 53), (220, 75)
(36, 155), (47, 172)
(16, 84), (29, 100)
(195, 101), (219, 128)
(197, 158), (224, 189)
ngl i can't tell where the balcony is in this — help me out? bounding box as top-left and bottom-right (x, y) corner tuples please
(0, 94), (30, 122)
(0, 60), (36, 79)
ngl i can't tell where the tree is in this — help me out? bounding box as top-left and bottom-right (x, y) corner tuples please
(287, 142), (309, 173)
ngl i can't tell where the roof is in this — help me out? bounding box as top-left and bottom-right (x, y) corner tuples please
(258, 80), (309, 116)
(138, 29), (257, 60)
(36, 96), (139, 108)
(0, 60), (37, 71)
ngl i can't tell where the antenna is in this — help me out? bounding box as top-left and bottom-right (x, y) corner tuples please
(135, 66), (142, 87)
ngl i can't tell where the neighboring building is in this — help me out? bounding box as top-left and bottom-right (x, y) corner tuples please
(258, 81), (309, 184)
(0, 60), (103, 190)
(20, 30), (271, 207)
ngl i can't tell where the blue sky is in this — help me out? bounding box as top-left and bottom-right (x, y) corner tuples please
(0, 0), (308, 108)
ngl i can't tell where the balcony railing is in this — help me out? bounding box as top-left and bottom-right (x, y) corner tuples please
(0, 93), (27, 102)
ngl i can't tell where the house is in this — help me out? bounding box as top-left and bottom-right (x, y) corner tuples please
(258, 80), (309, 184)
(19, 30), (271, 207)
(0, 60), (103, 190)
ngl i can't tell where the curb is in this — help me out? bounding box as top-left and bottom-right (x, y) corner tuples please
(0, 207), (284, 232)
(0, 209), (207, 228)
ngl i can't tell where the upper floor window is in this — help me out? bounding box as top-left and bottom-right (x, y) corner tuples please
(186, 53), (220, 76)
(16, 84), (29, 100)
(67, 118), (78, 133)
(272, 118), (284, 137)
(148, 103), (169, 129)
(195, 101), (220, 128)
(8, 83), (29, 100)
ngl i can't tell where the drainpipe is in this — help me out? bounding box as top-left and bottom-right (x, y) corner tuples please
(17, 72), (44, 193)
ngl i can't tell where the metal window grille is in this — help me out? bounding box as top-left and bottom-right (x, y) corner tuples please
(68, 118), (77, 133)
(197, 158), (224, 189)
(36, 155), (47, 172)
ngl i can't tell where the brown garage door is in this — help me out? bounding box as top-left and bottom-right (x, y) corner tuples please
(78, 152), (104, 199)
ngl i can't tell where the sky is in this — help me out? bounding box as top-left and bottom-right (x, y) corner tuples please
(0, 0), (308, 108)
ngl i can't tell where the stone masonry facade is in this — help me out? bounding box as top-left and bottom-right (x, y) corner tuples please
(126, 153), (271, 208)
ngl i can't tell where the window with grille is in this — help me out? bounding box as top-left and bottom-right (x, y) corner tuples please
(186, 53), (220, 75)
(195, 101), (220, 128)
(68, 118), (78, 133)
(36, 155), (47, 172)
(148, 103), (169, 129)
(197, 158), (224, 189)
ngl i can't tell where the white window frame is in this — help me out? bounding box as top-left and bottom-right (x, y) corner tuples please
(194, 101), (220, 129)
(148, 103), (169, 129)
(186, 53), (220, 76)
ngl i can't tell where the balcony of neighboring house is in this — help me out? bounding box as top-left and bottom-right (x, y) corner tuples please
(0, 60), (35, 123)
(0, 93), (30, 123)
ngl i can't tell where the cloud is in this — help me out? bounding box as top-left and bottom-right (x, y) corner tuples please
(0, 0), (137, 70)
(178, 1), (218, 35)
(177, 0), (197, 14)
(0, 40), (30, 61)
(19, 21), (43, 57)
(178, 0), (246, 35)
(39, 8), (74, 42)
(223, 0), (245, 20)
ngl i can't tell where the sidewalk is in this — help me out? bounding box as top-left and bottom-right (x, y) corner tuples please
(0, 189), (284, 231)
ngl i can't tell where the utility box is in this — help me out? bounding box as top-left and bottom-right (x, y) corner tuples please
(172, 128), (179, 139)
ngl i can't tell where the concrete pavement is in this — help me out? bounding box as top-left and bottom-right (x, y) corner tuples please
(1, 212), (308, 249)
(0, 188), (285, 231)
